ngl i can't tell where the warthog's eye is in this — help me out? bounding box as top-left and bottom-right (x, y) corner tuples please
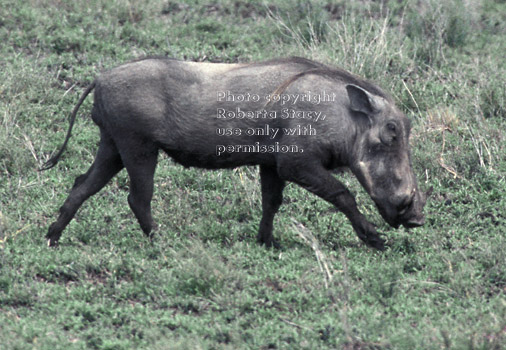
(381, 121), (398, 145)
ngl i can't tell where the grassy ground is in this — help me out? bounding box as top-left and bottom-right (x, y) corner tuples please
(1, 0), (505, 349)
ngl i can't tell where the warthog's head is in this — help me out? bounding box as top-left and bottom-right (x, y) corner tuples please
(346, 84), (427, 229)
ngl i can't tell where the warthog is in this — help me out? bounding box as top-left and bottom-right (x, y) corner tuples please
(43, 57), (426, 250)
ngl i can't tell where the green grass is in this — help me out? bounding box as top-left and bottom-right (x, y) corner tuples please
(1, 0), (505, 349)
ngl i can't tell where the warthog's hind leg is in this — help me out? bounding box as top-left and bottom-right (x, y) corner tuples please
(46, 131), (123, 246)
(116, 137), (159, 239)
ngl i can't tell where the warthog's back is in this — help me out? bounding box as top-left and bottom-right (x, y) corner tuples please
(91, 58), (345, 167)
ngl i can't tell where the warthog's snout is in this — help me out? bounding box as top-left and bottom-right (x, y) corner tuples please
(395, 189), (416, 216)
(397, 189), (426, 229)
(373, 187), (426, 230)
(403, 216), (425, 228)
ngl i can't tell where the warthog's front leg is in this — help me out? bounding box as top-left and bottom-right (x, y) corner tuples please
(279, 162), (385, 250)
(258, 165), (286, 248)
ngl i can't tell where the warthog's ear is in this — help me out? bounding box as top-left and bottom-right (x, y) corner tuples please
(346, 84), (380, 115)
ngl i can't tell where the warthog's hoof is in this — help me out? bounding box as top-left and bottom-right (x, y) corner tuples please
(47, 237), (59, 247)
(364, 235), (385, 251)
(46, 225), (61, 247)
(259, 238), (282, 250)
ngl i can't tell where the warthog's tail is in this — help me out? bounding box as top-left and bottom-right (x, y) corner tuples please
(40, 82), (96, 171)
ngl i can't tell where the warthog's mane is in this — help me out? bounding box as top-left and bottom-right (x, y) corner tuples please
(246, 57), (393, 105)
(131, 56), (392, 103)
